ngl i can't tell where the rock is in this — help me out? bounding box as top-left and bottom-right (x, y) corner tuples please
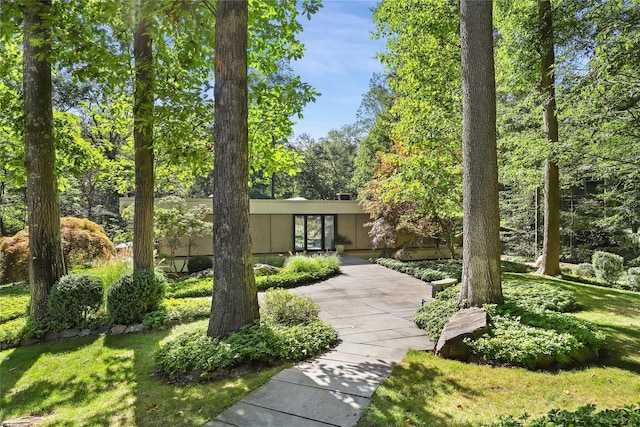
(254, 263), (281, 275)
(124, 324), (144, 334)
(436, 307), (487, 361)
(91, 326), (109, 335)
(535, 255), (543, 268)
(18, 338), (39, 348)
(109, 324), (127, 334)
(78, 329), (92, 337)
(60, 329), (80, 339)
(431, 278), (458, 298)
(44, 331), (60, 342)
(2, 415), (47, 426)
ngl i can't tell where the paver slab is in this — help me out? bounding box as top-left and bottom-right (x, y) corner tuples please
(214, 401), (335, 427)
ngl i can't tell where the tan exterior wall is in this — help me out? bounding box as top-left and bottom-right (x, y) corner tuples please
(269, 215), (293, 253)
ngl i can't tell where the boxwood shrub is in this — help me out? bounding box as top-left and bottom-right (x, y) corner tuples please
(107, 269), (166, 324)
(592, 250), (624, 285)
(48, 274), (104, 330)
(186, 255), (213, 274)
(260, 288), (320, 326)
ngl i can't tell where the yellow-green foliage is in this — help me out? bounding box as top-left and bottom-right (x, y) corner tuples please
(0, 217), (115, 284)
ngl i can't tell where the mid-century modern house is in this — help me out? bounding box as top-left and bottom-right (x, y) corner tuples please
(119, 197), (457, 260)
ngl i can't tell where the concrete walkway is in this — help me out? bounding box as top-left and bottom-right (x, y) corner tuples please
(204, 255), (435, 427)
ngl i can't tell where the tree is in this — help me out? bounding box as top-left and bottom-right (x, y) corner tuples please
(208, 0), (260, 338)
(536, 0), (561, 276)
(459, 0), (503, 306)
(132, 0), (155, 271)
(22, 0), (66, 320)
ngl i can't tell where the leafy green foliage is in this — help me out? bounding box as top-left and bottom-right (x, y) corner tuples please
(576, 263), (596, 278)
(107, 270), (165, 324)
(47, 274), (104, 330)
(154, 321), (338, 381)
(260, 288), (319, 326)
(376, 258), (463, 282)
(165, 277), (212, 299)
(627, 267), (640, 291)
(493, 404), (640, 427)
(0, 282), (29, 323)
(187, 255), (213, 275)
(414, 297), (460, 340)
(592, 251), (624, 285)
(142, 298), (210, 329)
(255, 254), (340, 291)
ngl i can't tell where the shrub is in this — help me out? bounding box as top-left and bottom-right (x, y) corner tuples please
(260, 288), (319, 326)
(0, 217), (115, 284)
(60, 217), (116, 266)
(107, 270), (165, 324)
(592, 251), (624, 284)
(186, 255), (213, 274)
(627, 267), (640, 291)
(48, 274), (104, 330)
(575, 262), (596, 278)
(414, 298), (459, 341)
(283, 253), (340, 274)
(154, 321), (338, 380)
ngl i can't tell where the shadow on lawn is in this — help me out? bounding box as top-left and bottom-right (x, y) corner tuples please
(360, 359), (480, 427)
(0, 334), (101, 422)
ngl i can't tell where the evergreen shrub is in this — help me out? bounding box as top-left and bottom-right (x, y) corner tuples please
(186, 255), (213, 274)
(107, 269), (165, 324)
(48, 274), (104, 330)
(575, 262), (596, 278)
(592, 251), (624, 284)
(627, 267), (640, 291)
(260, 288), (319, 326)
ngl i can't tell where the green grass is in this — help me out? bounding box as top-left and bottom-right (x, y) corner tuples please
(0, 282), (29, 323)
(0, 320), (284, 426)
(357, 273), (640, 427)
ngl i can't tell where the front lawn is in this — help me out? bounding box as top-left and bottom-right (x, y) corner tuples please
(356, 273), (640, 426)
(0, 320), (284, 426)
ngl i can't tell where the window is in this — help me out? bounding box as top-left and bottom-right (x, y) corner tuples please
(294, 215), (336, 251)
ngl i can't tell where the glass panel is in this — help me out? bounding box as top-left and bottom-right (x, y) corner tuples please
(306, 215), (323, 250)
(294, 215), (305, 251)
(324, 215), (335, 250)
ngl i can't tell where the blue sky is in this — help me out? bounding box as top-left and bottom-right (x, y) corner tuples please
(290, 0), (385, 140)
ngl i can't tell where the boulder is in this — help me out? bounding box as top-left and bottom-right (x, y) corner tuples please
(436, 307), (487, 361)
(253, 263), (281, 276)
(109, 324), (127, 335)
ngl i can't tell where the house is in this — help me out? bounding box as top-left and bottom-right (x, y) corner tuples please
(118, 197), (457, 260)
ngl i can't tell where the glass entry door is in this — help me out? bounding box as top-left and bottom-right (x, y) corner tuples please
(294, 215), (336, 251)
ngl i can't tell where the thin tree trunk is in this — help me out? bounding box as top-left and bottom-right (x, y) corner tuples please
(133, 0), (155, 271)
(23, 0), (66, 321)
(537, 0), (561, 276)
(208, 0), (259, 338)
(459, 0), (503, 307)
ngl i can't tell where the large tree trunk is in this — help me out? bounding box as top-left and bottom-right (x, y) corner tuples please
(537, 0), (561, 276)
(23, 0), (66, 321)
(132, 0), (155, 271)
(208, 0), (259, 338)
(459, 0), (503, 307)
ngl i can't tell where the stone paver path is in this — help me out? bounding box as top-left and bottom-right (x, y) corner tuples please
(204, 255), (435, 427)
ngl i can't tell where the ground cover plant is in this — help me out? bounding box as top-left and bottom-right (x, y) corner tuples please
(255, 253), (341, 290)
(154, 289), (337, 381)
(357, 272), (640, 426)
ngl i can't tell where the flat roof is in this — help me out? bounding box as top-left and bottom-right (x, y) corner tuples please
(119, 198), (365, 215)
